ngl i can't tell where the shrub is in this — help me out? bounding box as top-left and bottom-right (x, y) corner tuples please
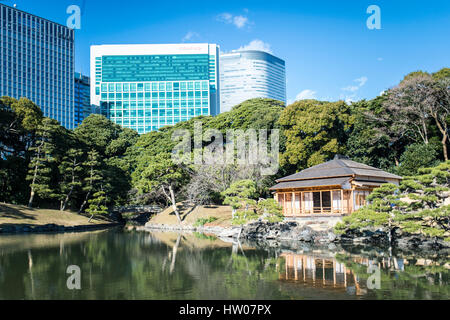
(194, 216), (218, 227)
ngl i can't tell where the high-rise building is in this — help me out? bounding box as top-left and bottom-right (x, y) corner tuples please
(220, 50), (286, 113)
(0, 4), (75, 129)
(90, 43), (220, 134)
(74, 72), (91, 127)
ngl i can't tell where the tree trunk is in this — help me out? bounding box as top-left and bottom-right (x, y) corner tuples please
(78, 190), (91, 214)
(61, 186), (74, 212)
(443, 135), (448, 161)
(170, 235), (181, 274)
(434, 117), (449, 161)
(28, 142), (43, 208)
(28, 190), (35, 208)
(169, 185), (182, 224)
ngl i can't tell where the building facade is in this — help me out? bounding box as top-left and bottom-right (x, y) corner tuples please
(0, 4), (75, 129)
(219, 50), (286, 113)
(74, 72), (91, 127)
(270, 155), (402, 217)
(90, 43), (220, 134)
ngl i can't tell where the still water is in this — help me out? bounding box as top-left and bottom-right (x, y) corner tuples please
(0, 228), (448, 300)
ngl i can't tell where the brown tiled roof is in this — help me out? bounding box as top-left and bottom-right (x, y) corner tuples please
(270, 177), (351, 190)
(276, 155), (402, 183)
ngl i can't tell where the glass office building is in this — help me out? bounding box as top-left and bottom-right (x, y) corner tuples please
(0, 4), (75, 129)
(220, 50), (286, 113)
(91, 44), (220, 134)
(74, 72), (92, 127)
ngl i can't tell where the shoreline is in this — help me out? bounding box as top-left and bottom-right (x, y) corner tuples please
(141, 220), (450, 253)
(0, 222), (122, 235)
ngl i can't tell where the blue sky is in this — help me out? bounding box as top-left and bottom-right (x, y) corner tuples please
(6, 0), (450, 104)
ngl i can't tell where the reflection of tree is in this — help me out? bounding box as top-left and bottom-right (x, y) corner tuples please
(336, 253), (450, 299)
(0, 230), (448, 300)
(169, 235), (181, 274)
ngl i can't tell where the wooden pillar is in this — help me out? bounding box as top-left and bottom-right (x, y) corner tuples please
(330, 190), (334, 214)
(300, 192), (304, 215)
(285, 256), (288, 280)
(333, 260), (336, 287)
(312, 258), (316, 284)
(320, 191), (323, 214)
(294, 256), (298, 280)
(350, 190), (354, 213)
(344, 266), (347, 287)
(323, 259), (326, 285)
(292, 192), (296, 217)
(303, 256), (306, 281)
(341, 189), (344, 215)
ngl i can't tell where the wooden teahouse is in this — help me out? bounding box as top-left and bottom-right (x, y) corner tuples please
(270, 155), (402, 217)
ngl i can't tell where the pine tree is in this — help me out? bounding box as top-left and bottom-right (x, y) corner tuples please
(79, 150), (102, 213)
(26, 118), (59, 208)
(58, 148), (84, 211)
(86, 189), (108, 223)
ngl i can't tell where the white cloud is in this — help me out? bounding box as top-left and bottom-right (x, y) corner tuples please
(182, 31), (200, 42)
(236, 40), (273, 54)
(295, 89), (317, 101)
(342, 76), (368, 92)
(342, 85), (360, 92)
(340, 76), (368, 103)
(377, 57), (383, 61)
(217, 12), (250, 29)
(355, 76), (368, 87)
(233, 16), (248, 28)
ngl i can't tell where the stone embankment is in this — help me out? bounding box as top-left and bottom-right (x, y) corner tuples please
(144, 219), (338, 243)
(144, 219), (450, 251)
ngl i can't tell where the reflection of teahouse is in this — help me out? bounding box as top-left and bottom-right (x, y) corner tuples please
(270, 155), (402, 217)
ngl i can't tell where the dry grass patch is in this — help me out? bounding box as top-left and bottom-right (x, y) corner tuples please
(149, 202), (233, 227)
(0, 203), (112, 227)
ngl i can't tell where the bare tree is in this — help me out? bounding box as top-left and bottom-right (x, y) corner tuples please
(383, 74), (450, 160)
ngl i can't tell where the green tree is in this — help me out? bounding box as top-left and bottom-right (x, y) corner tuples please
(26, 118), (61, 208)
(432, 67), (450, 81)
(58, 148), (84, 211)
(257, 198), (283, 223)
(396, 143), (440, 177)
(133, 153), (189, 223)
(75, 115), (138, 207)
(79, 150), (103, 213)
(86, 190), (108, 223)
(0, 97), (43, 204)
(222, 180), (258, 218)
(346, 97), (403, 170)
(279, 100), (353, 171)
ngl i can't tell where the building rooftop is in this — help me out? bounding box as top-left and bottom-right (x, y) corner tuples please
(276, 155), (402, 183)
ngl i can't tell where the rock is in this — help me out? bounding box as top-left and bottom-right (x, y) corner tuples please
(218, 228), (241, 238)
(327, 232), (337, 242)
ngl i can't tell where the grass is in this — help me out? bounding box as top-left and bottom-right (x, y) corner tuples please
(148, 202), (233, 227)
(0, 203), (113, 227)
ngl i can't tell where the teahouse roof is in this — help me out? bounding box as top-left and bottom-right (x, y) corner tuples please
(270, 155), (402, 191)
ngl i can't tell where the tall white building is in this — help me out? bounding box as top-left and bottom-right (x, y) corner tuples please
(219, 50), (286, 113)
(90, 43), (220, 134)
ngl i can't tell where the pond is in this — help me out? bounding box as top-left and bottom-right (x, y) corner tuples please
(0, 228), (448, 300)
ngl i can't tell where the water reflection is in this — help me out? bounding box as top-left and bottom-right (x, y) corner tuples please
(0, 228), (448, 300)
(280, 253), (368, 296)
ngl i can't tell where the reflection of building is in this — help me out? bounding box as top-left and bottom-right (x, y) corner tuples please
(74, 72), (91, 127)
(219, 50), (286, 113)
(0, 3), (75, 129)
(280, 253), (369, 295)
(270, 155), (402, 217)
(90, 43), (220, 134)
